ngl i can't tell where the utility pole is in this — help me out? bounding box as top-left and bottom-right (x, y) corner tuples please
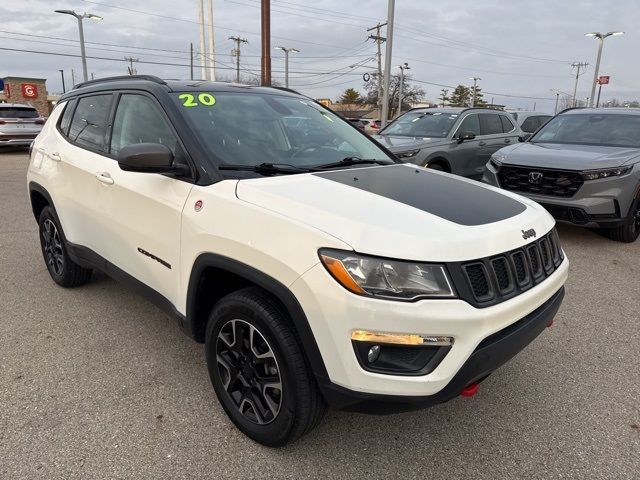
(207, 0), (216, 80)
(367, 22), (387, 120)
(570, 62), (589, 107)
(71, 69), (76, 86)
(229, 36), (248, 83)
(397, 62), (409, 117)
(124, 57), (139, 75)
(470, 77), (481, 107)
(59, 70), (66, 93)
(197, 0), (207, 80)
(190, 43), (194, 80)
(261, 0), (271, 86)
(380, 0), (395, 127)
(275, 46), (299, 88)
(586, 32), (624, 107)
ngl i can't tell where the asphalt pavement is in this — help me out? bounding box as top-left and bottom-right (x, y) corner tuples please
(1, 151), (638, 479)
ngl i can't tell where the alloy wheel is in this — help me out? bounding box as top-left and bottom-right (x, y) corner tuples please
(42, 219), (64, 276)
(216, 319), (283, 425)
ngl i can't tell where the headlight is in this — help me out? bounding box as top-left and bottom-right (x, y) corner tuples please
(490, 154), (504, 169)
(395, 149), (420, 159)
(582, 166), (632, 181)
(319, 249), (456, 300)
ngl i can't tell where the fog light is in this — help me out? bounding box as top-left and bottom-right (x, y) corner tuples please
(367, 345), (381, 363)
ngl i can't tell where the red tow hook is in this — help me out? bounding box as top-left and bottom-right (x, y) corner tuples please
(460, 382), (480, 397)
(546, 319), (554, 328)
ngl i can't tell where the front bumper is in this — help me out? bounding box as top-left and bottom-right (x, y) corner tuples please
(290, 252), (568, 399)
(322, 286), (564, 413)
(482, 162), (640, 228)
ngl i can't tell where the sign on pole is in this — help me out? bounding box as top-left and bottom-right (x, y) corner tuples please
(598, 76), (610, 85)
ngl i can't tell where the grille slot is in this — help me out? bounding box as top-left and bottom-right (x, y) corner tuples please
(463, 263), (492, 301)
(498, 166), (583, 198)
(491, 257), (513, 294)
(459, 229), (563, 306)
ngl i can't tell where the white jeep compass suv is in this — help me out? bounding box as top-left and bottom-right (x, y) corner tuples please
(27, 76), (568, 446)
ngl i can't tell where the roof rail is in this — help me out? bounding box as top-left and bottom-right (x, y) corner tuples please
(269, 86), (302, 96)
(74, 75), (167, 89)
(556, 106), (586, 115)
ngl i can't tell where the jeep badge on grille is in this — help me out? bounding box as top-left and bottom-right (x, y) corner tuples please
(522, 228), (537, 240)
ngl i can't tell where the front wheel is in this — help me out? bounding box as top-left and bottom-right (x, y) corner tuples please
(425, 162), (445, 171)
(205, 287), (326, 447)
(604, 199), (640, 243)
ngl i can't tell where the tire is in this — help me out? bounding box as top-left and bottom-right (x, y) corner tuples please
(205, 287), (326, 447)
(38, 206), (92, 287)
(603, 198), (640, 243)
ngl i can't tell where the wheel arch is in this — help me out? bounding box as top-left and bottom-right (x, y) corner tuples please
(425, 154), (451, 172)
(28, 181), (55, 221)
(186, 253), (329, 381)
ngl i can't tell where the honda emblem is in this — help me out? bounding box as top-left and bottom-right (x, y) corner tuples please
(528, 171), (543, 184)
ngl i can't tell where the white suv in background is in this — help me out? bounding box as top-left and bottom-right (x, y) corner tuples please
(27, 76), (568, 446)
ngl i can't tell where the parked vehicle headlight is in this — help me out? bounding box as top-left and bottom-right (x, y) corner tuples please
(395, 149), (420, 159)
(319, 249), (456, 300)
(581, 166), (632, 181)
(490, 153), (505, 169)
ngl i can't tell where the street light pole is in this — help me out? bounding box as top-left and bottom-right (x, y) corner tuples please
(380, 0), (395, 128)
(54, 10), (102, 83)
(470, 77), (481, 107)
(585, 31), (624, 107)
(554, 92), (559, 114)
(275, 47), (299, 88)
(397, 63), (409, 117)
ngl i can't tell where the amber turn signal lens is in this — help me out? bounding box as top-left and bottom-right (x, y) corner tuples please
(351, 330), (454, 346)
(320, 254), (365, 294)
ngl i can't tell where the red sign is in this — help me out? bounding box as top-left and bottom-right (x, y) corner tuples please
(21, 83), (38, 98)
(4, 83), (10, 98)
(598, 76), (610, 85)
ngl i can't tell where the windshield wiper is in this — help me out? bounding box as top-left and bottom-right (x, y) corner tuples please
(218, 162), (314, 175)
(312, 157), (394, 170)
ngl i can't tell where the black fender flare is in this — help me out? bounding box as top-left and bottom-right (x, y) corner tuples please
(186, 253), (329, 381)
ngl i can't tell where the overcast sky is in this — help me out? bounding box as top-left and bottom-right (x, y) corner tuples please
(2, 0), (638, 111)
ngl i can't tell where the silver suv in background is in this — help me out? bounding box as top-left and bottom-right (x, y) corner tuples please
(0, 103), (45, 148)
(483, 108), (640, 242)
(374, 107), (525, 179)
(508, 111), (552, 134)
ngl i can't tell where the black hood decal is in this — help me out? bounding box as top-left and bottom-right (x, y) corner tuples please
(314, 165), (526, 226)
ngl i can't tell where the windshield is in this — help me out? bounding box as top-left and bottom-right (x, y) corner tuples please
(379, 111), (458, 138)
(0, 107), (39, 119)
(172, 92), (394, 168)
(530, 113), (640, 148)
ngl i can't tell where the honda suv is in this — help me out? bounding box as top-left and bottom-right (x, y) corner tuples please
(27, 76), (568, 446)
(374, 107), (524, 179)
(483, 108), (640, 242)
(0, 103), (45, 148)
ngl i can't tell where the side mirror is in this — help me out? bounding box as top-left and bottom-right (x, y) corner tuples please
(118, 143), (188, 175)
(457, 131), (476, 143)
(518, 133), (532, 142)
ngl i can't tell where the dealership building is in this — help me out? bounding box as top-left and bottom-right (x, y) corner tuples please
(0, 77), (57, 116)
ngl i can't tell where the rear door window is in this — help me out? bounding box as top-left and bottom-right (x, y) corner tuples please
(500, 115), (516, 132)
(68, 94), (113, 152)
(479, 113), (504, 135)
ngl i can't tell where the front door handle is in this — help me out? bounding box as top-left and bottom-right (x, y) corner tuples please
(48, 152), (61, 162)
(504, 138), (511, 143)
(95, 172), (114, 185)
(478, 141), (487, 146)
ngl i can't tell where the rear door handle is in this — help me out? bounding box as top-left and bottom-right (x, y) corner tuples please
(48, 152), (61, 162)
(95, 172), (114, 185)
(36, 147), (46, 154)
(504, 138), (511, 143)
(478, 141), (486, 146)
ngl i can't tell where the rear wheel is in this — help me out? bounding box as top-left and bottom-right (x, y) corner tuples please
(604, 198), (640, 243)
(205, 287), (326, 446)
(38, 206), (92, 287)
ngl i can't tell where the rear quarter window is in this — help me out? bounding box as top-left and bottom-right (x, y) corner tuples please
(57, 100), (77, 136)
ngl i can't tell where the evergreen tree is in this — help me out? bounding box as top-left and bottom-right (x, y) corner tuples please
(449, 85), (471, 107)
(337, 88), (363, 104)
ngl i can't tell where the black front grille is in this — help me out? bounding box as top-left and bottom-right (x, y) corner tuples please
(454, 229), (564, 307)
(498, 166), (583, 198)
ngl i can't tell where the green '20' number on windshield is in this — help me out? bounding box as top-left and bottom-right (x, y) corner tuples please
(178, 93), (216, 108)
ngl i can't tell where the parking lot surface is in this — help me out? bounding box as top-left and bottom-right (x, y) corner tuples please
(1, 151), (638, 479)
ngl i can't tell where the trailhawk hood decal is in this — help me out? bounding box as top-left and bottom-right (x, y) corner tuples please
(235, 164), (554, 261)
